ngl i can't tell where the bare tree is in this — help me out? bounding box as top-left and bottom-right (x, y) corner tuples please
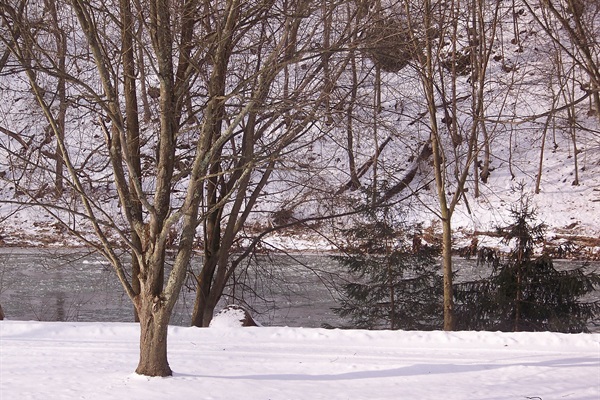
(45, 0), (67, 197)
(188, 0), (364, 327)
(0, 0), (355, 375)
(398, 0), (501, 330)
(521, 0), (600, 190)
(524, 0), (600, 118)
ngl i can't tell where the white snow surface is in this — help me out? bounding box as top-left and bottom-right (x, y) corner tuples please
(1, 321), (598, 400)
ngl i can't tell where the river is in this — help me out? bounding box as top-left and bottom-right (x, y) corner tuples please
(0, 248), (598, 330)
(0, 248), (346, 328)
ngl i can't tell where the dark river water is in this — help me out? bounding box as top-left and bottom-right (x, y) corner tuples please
(0, 248), (346, 327)
(1, 248), (598, 331)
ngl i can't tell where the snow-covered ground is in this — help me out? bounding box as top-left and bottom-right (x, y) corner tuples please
(1, 320), (598, 400)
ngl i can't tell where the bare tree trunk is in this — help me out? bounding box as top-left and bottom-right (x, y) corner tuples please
(135, 32), (152, 122)
(441, 213), (454, 331)
(322, 0), (333, 124)
(471, 0), (496, 189)
(535, 113), (553, 194)
(120, 0), (143, 321)
(511, 0), (522, 51)
(479, 121), (492, 184)
(371, 63), (381, 203)
(346, 49), (360, 190)
(370, 0), (383, 204)
(192, 247), (219, 327)
(568, 107), (579, 186)
(568, 68), (580, 186)
(191, 127), (224, 327)
(47, 0), (66, 197)
(508, 128), (516, 179)
(402, 0), (500, 330)
(403, 0), (456, 331)
(190, 0), (236, 327)
(473, 153), (480, 198)
(134, 288), (172, 376)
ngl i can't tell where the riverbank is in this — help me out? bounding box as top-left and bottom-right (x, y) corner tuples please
(2, 221), (599, 261)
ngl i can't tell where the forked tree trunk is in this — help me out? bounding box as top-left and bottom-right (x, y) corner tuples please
(135, 295), (172, 377)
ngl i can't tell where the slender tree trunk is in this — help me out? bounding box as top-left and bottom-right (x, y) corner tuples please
(120, 0), (143, 321)
(191, 123), (223, 327)
(441, 214), (454, 330)
(188, 0), (240, 328)
(372, 64), (381, 203)
(191, 107), (224, 327)
(568, 71), (579, 186)
(136, 37), (152, 122)
(473, 153), (480, 198)
(47, 0), (66, 196)
(192, 239), (220, 327)
(387, 239), (395, 330)
(406, 0), (457, 330)
(535, 116), (549, 194)
(431, 124), (455, 330)
(479, 122), (491, 184)
(322, 0), (333, 124)
(569, 109), (579, 186)
(346, 48), (360, 190)
(508, 128), (515, 179)
(514, 246), (523, 332)
(430, 114), (455, 331)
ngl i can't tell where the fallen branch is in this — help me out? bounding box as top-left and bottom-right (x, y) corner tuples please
(379, 142), (432, 203)
(335, 135), (393, 195)
(0, 125), (31, 151)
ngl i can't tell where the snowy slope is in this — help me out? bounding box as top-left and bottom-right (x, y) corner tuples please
(0, 0), (599, 257)
(1, 321), (598, 400)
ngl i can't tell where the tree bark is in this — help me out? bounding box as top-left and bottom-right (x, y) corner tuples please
(192, 251), (219, 327)
(47, 0), (67, 197)
(346, 49), (360, 190)
(441, 214), (455, 331)
(134, 293), (172, 376)
(120, 0), (143, 322)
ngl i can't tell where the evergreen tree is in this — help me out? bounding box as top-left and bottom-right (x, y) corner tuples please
(455, 197), (600, 332)
(332, 208), (442, 330)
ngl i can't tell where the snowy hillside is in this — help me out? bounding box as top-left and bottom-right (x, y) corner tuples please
(0, 0), (598, 258)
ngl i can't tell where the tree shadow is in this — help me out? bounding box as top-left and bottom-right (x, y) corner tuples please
(185, 356), (597, 382)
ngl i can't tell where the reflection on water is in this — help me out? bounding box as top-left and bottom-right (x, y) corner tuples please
(0, 248), (598, 330)
(0, 249), (131, 323)
(0, 249), (346, 328)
